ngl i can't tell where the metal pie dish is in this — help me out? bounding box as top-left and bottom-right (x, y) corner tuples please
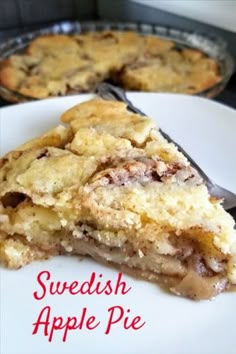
(0, 20), (234, 103)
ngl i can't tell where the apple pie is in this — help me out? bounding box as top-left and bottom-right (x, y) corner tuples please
(0, 31), (221, 100)
(0, 99), (235, 300)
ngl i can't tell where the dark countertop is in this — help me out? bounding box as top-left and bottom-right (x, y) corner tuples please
(215, 73), (236, 109)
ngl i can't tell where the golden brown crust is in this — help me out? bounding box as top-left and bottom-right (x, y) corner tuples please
(0, 233), (50, 269)
(118, 49), (221, 94)
(0, 31), (221, 99)
(0, 59), (26, 92)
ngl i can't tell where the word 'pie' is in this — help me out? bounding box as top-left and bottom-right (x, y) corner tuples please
(0, 99), (235, 300)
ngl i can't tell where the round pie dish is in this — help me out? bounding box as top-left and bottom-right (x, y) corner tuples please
(0, 21), (234, 103)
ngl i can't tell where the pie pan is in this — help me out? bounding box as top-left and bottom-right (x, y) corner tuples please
(0, 20), (234, 103)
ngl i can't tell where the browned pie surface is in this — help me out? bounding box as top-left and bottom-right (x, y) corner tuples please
(0, 31), (221, 99)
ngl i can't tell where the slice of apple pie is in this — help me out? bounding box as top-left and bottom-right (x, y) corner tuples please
(0, 99), (235, 300)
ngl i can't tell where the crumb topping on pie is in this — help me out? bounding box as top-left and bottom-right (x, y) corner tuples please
(0, 98), (235, 300)
(0, 31), (221, 100)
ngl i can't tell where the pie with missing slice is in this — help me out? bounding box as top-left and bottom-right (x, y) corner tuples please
(0, 99), (235, 300)
(0, 31), (221, 101)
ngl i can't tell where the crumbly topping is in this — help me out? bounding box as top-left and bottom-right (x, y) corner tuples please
(0, 32), (221, 99)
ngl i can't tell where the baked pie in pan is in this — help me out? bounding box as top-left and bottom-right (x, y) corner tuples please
(0, 99), (235, 300)
(0, 31), (221, 99)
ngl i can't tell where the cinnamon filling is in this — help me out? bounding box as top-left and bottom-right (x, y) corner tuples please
(90, 157), (202, 187)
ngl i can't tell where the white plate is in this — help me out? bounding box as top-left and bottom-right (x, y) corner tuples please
(0, 93), (236, 354)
